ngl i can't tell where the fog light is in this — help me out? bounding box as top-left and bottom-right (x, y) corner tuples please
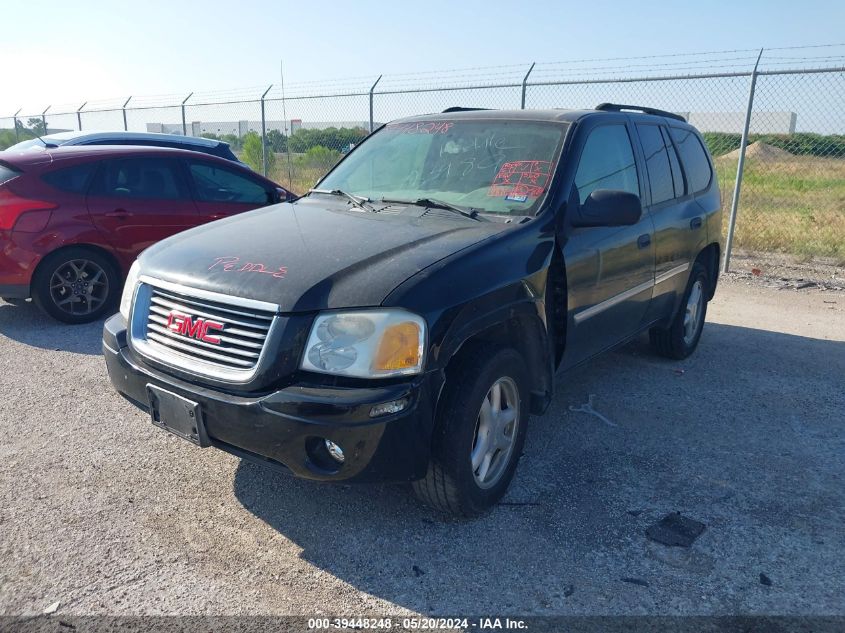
(324, 439), (345, 463)
(369, 397), (410, 418)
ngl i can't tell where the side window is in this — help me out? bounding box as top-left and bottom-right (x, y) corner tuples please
(42, 163), (97, 194)
(661, 126), (685, 197)
(574, 124), (639, 202)
(188, 161), (270, 205)
(636, 124), (674, 205)
(670, 127), (713, 193)
(90, 158), (189, 200)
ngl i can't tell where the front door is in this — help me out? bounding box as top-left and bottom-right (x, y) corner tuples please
(86, 156), (199, 262)
(561, 120), (656, 367)
(185, 159), (275, 223)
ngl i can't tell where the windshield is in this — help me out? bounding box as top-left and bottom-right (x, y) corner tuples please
(318, 119), (568, 216)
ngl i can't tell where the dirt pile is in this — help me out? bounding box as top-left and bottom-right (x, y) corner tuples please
(725, 141), (793, 161)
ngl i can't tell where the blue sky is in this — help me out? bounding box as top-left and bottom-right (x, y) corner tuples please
(2, 0), (844, 115)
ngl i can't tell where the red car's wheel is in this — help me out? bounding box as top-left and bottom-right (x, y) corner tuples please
(32, 247), (121, 324)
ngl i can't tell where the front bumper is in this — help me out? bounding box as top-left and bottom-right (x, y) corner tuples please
(103, 314), (437, 482)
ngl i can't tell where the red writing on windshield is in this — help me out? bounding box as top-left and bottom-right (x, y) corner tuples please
(389, 121), (454, 135)
(208, 256), (287, 279)
(488, 160), (552, 199)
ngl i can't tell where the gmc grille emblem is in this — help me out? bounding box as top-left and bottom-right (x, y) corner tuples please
(165, 312), (224, 344)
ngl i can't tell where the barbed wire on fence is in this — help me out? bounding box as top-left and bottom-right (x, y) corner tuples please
(1, 44), (843, 268)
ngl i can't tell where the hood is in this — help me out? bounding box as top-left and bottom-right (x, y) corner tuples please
(139, 196), (508, 313)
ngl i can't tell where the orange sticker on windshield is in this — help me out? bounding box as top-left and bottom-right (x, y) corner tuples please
(488, 160), (551, 199)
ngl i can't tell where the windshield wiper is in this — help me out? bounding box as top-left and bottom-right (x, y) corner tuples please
(381, 197), (486, 222)
(308, 188), (374, 211)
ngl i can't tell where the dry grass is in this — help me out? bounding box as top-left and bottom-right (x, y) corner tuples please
(714, 155), (845, 262)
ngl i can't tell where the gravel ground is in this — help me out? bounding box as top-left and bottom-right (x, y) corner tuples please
(1, 276), (843, 617)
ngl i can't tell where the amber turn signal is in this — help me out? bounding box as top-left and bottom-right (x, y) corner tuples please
(373, 322), (422, 371)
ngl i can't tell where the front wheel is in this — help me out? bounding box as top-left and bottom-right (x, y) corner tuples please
(413, 346), (529, 518)
(649, 261), (709, 360)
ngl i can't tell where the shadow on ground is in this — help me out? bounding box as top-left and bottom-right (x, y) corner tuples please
(0, 299), (105, 355)
(233, 322), (845, 614)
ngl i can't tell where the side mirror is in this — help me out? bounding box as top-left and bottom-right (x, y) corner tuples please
(570, 189), (642, 228)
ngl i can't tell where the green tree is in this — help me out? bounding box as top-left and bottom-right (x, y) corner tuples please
(27, 117), (46, 136)
(221, 133), (242, 150)
(241, 131), (276, 173)
(266, 129), (287, 152)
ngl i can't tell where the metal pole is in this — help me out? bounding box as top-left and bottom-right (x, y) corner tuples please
(260, 84), (273, 176)
(723, 48), (763, 273)
(76, 102), (87, 131)
(41, 105), (51, 134)
(521, 62), (536, 109)
(122, 96), (132, 131)
(181, 92), (193, 136)
(13, 108), (21, 142)
(369, 75), (382, 133)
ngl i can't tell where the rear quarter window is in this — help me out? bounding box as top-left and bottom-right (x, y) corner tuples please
(0, 164), (21, 186)
(670, 127), (712, 193)
(42, 163), (97, 193)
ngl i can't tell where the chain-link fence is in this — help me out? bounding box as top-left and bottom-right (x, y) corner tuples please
(2, 48), (843, 269)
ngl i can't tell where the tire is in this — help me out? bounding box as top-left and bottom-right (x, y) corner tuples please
(649, 261), (709, 360)
(413, 345), (530, 518)
(32, 247), (121, 324)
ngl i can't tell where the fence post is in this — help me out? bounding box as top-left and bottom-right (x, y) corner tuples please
(369, 75), (382, 133)
(260, 84), (273, 177)
(122, 96), (132, 131)
(723, 49), (763, 273)
(521, 62), (536, 109)
(181, 92), (193, 136)
(41, 106), (50, 133)
(76, 102), (87, 131)
(13, 108), (21, 142)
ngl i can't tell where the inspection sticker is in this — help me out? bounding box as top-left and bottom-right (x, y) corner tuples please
(488, 160), (552, 199)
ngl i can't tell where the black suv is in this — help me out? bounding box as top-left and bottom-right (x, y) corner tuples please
(103, 104), (721, 517)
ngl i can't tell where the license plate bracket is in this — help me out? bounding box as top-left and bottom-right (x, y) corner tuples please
(146, 384), (210, 447)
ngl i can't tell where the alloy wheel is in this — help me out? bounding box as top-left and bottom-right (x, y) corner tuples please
(470, 376), (520, 489)
(683, 279), (705, 345)
(49, 259), (110, 316)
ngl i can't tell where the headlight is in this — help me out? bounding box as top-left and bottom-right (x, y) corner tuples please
(119, 260), (141, 320)
(301, 309), (426, 378)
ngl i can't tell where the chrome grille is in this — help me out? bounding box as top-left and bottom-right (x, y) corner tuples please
(131, 279), (278, 380)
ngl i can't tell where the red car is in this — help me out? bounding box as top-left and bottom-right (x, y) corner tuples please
(0, 145), (291, 323)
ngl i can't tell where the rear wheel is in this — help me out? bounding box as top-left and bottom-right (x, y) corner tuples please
(413, 346), (529, 518)
(32, 247), (120, 324)
(649, 261), (709, 359)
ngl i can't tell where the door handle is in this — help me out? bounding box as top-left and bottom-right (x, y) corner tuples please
(637, 234), (652, 249)
(104, 208), (132, 219)
(690, 217), (703, 230)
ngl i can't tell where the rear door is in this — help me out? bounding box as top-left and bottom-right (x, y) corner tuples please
(184, 159), (276, 222)
(636, 123), (709, 322)
(86, 156), (199, 259)
(634, 123), (693, 321)
(562, 117), (656, 366)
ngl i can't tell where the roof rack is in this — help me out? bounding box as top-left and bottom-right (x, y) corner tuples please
(595, 103), (686, 122)
(441, 107), (492, 113)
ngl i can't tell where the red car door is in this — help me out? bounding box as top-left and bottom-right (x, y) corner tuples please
(86, 156), (200, 262)
(185, 159), (276, 222)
